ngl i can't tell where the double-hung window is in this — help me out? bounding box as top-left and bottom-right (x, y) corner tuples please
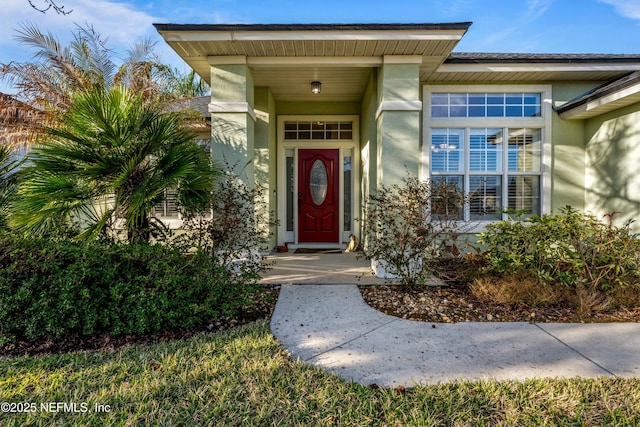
(425, 86), (550, 222)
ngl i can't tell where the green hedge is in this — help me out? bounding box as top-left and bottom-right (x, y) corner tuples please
(0, 235), (251, 342)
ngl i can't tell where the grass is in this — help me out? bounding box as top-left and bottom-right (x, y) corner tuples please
(1, 321), (639, 426)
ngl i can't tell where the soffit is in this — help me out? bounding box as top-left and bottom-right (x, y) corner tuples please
(155, 24), (469, 101)
(424, 69), (639, 82)
(163, 40), (461, 102)
(425, 55), (640, 83)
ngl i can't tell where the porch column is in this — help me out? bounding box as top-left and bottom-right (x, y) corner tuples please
(254, 87), (277, 249)
(375, 55), (423, 187)
(208, 56), (256, 183)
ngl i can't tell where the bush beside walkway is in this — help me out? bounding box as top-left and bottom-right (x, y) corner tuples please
(0, 235), (256, 344)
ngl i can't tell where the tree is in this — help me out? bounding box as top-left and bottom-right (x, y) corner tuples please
(10, 86), (217, 243)
(0, 145), (21, 229)
(165, 68), (210, 97)
(27, 0), (71, 15)
(0, 23), (176, 149)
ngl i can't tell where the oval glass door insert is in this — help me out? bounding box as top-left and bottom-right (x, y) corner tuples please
(310, 160), (328, 205)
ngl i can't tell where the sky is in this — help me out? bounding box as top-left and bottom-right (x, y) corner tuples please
(1, 0), (640, 93)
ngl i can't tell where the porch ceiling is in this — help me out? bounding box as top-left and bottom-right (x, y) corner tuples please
(154, 23), (471, 102)
(252, 66), (373, 102)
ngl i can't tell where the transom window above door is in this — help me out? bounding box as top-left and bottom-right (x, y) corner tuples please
(284, 121), (353, 141)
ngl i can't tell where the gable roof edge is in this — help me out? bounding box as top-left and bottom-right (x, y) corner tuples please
(153, 22), (473, 33)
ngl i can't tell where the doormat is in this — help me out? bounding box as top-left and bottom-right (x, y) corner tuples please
(294, 248), (343, 254)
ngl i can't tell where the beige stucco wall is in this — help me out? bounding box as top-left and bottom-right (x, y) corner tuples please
(584, 102), (640, 231)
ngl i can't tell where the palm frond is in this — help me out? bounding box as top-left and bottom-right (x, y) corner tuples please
(1, 24), (177, 149)
(9, 167), (95, 237)
(9, 84), (217, 242)
(71, 24), (116, 90)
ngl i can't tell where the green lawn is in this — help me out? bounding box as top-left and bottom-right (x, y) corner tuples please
(1, 321), (639, 426)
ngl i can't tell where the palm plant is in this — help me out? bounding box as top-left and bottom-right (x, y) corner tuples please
(0, 23), (175, 149)
(0, 145), (21, 229)
(10, 86), (216, 243)
(165, 68), (211, 97)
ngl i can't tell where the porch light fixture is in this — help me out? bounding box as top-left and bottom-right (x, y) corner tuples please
(311, 81), (321, 94)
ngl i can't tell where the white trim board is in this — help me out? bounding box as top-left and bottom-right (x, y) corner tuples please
(375, 100), (423, 119)
(209, 102), (257, 121)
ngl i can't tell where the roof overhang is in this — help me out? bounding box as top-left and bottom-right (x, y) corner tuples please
(154, 24), (640, 104)
(555, 71), (640, 120)
(154, 23), (471, 101)
(428, 53), (640, 83)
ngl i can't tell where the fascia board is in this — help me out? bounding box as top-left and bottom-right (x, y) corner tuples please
(437, 63), (640, 73)
(159, 30), (466, 42)
(559, 81), (640, 119)
(246, 56), (383, 67)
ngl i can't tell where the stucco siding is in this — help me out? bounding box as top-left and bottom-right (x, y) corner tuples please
(550, 82), (607, 213)
(585, 102), (640, 231)
(360, 70), (378, 214)
(551, 118), (586, 212)
(210, 62), (255, 181)
(254, 87), (278, 247)
(376, 111), (421, 186)
(376, 59), (422, 186)
(379, 62), (420, 102)
(210, 63), (254, 105)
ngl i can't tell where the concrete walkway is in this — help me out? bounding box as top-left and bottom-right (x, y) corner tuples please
(260, 251), (392, 285)
(264, 253), (640, 387)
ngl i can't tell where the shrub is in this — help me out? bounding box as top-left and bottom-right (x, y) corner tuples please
(176, 171), (277, 282)
(477, 206), (640, 311)
(0, 235), (253, 343)
(361, 176), (468, 285)
(469, 274), (560, 306)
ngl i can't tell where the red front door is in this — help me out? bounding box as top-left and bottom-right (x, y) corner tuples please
(298, 149), (339, 243)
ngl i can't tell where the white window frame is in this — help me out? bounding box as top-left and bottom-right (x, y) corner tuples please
(422, 85), (552, 230)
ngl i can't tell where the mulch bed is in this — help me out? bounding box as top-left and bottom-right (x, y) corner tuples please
(0, 286), (280, 358)
(359, 284), (640, 324)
